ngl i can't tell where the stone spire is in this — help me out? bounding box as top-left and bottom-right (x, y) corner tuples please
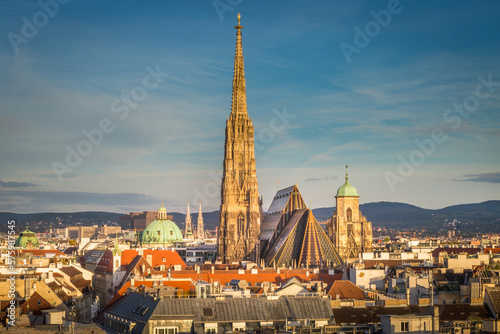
(184, 201), (193, 239)
(217, 14), (262, 264)
(231, 12), (247, 116)
(197, 201), (204, 240)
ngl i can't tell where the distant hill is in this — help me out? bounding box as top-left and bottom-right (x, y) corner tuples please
(312, 200), (500, 231)
(2, 200), (499, 233)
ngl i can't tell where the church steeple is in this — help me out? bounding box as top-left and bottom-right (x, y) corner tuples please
(218, 14), (262, 264)
(197, 201), (204, 240)
(184, 201), (193, 239)
(231, 13), (247, 116)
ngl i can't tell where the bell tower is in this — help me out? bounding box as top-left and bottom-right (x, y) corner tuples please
(217, 14), (261, 264)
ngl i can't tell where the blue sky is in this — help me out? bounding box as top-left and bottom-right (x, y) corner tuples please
(1, 0), (499, 214)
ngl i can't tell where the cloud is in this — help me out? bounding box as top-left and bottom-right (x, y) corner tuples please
(0, 190), (168, 213)
(456, 173), (500, 184)
(304, 175), (338, 182)
(0, 181), (39, 188)
(305, 142), (371, 165)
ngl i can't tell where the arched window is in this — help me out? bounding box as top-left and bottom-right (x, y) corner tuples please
(346, 208), (352, 222)
(238, 213), (244, 234)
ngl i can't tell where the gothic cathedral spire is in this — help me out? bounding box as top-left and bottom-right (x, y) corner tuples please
(197, 201), (204, 240)
(184, 201), (193, 239)
(217, 14), (262, 264)
(231, 13), (247, 116)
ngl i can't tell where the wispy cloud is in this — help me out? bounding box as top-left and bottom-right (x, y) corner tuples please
(0, 181), (39, 188)
(304, 175), (338, 182)
(456, 173), (500, 184)
(305, 142), (371, 165)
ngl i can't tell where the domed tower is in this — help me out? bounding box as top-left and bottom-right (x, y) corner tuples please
(329, 166), (372, 259)
(141, 204), (184, 248)
(14, 227), (40, 249)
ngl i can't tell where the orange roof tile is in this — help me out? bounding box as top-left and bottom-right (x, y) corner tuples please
(121, 249), (186, 268)
(327, 280), (365, 300)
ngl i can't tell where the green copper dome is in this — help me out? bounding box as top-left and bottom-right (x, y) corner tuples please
(14, 228), (40, 249)
(336, 167), (359, 197)
(141, 204), (183, 245)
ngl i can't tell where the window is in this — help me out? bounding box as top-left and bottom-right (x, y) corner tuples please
(424, 321), (427, 332)
(233, 322), (246, 332)
(400, 321), (409, 332)
(154, 327), (178, 334)
(205, 322), (217, 334)
(346, 208), (352, 221)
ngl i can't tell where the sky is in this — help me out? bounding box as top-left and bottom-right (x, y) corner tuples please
(0, 0), (499, 214)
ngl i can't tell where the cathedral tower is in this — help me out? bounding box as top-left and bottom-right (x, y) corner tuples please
(217, 14), (261, 263)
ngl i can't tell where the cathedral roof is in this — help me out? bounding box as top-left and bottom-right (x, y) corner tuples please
(261, 185), (343, 267)
(336, 167), (359, 197)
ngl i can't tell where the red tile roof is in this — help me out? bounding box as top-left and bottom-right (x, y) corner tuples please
(327, 280), (365, 300)
(484, 248), (500, 254)
(363, 259), (403, 268)
(169, 268), (342, 287)
(431, 247), (481, 258)
(105, 279), (193, 308)
(95, 250), (114, 273)
(121, 249), (186, 268)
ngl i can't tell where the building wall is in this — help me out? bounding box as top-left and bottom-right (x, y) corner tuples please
(446, 253), (489, 272)
(93, 272), (114, 309)
(350, 268), (385, 291)
(381, 314), (435, 334)
(145, 319), (194, 334)
(100, 225), (121, 236)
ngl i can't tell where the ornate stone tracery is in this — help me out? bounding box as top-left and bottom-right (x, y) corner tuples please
(217, 14), (262, 264)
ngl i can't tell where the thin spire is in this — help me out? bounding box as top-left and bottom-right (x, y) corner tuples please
(345, 164), (349, 183)
(197, 201), (204, 240)
(231, 13), (247, 115)
(185, 201), (192, 239)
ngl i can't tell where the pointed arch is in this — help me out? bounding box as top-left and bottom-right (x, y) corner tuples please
(346, 208), (352, 222)
(238, 213), (245, 235)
